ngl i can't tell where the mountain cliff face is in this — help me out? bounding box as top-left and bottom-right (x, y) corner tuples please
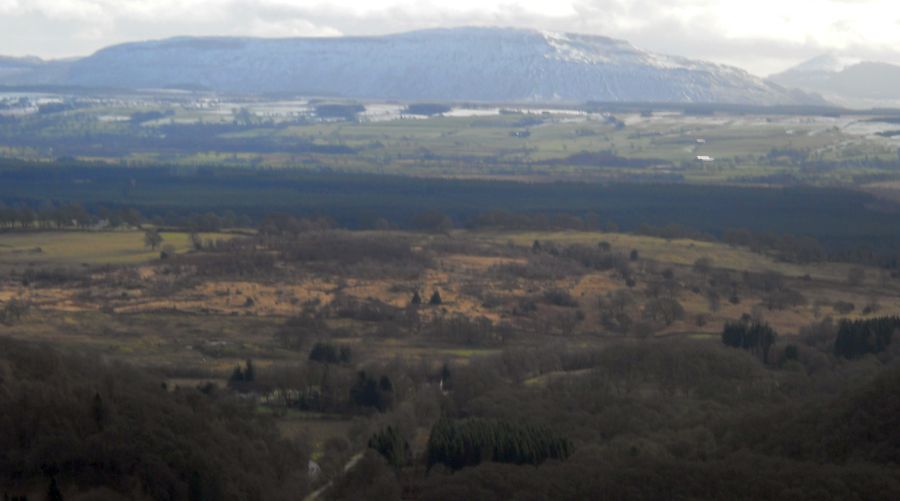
(771, 54), (900, 103)
(2, 27), (820, 105)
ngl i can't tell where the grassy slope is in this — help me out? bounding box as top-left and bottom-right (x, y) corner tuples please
(490, 230), (864, 282)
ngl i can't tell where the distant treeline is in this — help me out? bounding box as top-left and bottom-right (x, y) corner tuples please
(542, 149), (669, 168)
(4, 159), (900, 262)
(0, 119), (355, 157)
(404, 103), (452, 116)
(0, 201), (248, 232)
(585, 101), (851, 117)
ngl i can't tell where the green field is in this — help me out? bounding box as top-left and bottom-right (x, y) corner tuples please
(0, 230), (235, 265)
(4, 96), (900, 187)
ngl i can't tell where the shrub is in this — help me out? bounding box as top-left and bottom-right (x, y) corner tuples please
(540, 289), (579, 308)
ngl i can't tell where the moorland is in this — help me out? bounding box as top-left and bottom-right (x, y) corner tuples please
(2, 93), (900, 500)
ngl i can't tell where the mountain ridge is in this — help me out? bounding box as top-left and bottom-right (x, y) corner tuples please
(771, 54), (900, 104)
(1, 27), (823, 105)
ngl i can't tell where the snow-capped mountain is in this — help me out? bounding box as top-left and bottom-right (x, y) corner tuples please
(2, 27), (822, 105)
(770, 54), (900, 105)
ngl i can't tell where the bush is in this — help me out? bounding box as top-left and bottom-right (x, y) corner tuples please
(0, 299), (30, 325)
(834, 301), (856, 314)
(330, 296), (402, 322)
(422, 315), (508, 347)
(560, 244), (628, 271)
(276, 313), (331, 350)
(761, 288), (807, 310)
(309, 342), (352, 364)
(540, 289), (579, 308)
(643, 297), (686, 326)
(693, 257), (713, 274)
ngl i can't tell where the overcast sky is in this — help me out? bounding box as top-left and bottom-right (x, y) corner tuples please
(3, 0), (900, 76)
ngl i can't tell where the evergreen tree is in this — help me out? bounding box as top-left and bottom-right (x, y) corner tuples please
(228, 365), (244, 385)
(784, 344), (799, 362)
(368, 426), (410, 469)
(429, 290), (443, 305)
(411, 290), (422, 306)
(379, 375), (393, 392)
(243, 359), (255, 383)
(440, 363), (452, 390)
(92, 392), (107, 431)
(47, 477), (63, 501)
(834, 316), (900, 358)
(339, 345), (352, 364)
(310, 342), (337, 363)
(721, 319), (777, 362)
(189, 470), (203, 501)
(426, 417), (571, 471)
(354, 372), (380, 409)
(350, 371), (393, 412)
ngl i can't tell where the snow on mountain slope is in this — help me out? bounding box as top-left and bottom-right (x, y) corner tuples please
(3, 27), (821, 105)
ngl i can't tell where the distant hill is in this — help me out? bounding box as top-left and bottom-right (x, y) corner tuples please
(771, 54), (900, 104)
(0, 56), (73, 86)
(1, 27), (823, 105)
(0, 56), (45, 81)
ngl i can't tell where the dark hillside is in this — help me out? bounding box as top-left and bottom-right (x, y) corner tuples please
(0, 338), (309, 500)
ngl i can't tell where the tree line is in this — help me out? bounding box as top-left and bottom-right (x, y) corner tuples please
(0, 202), (253, 233)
